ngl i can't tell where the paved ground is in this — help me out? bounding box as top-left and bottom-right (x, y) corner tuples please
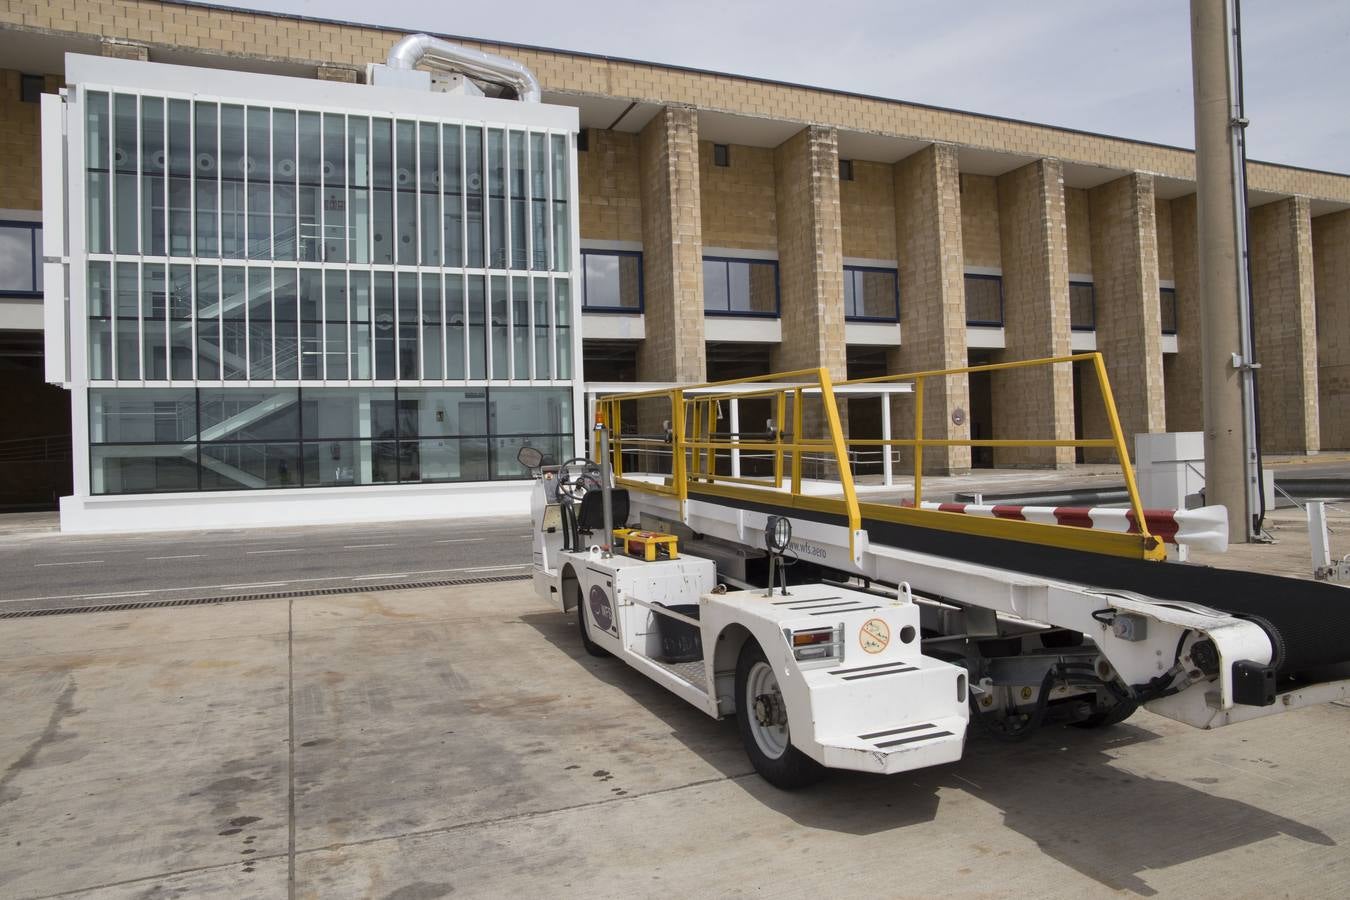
(4, 468), (1350, 898)
(2, 571), (1348, 899)
(0, 517), (532, 613)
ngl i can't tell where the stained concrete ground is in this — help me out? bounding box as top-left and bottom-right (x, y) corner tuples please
(3, 567), (1349, 898)
(5, 466), (1350, 899)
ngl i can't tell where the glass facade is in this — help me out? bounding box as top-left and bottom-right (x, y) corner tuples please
(88, 386), (572, 494)
(79, 86), (578, 496)
(83, 90), (573, 387)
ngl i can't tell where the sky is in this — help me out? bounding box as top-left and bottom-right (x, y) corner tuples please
(226, 0), (1350, 174)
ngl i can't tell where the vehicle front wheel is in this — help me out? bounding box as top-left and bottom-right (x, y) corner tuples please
(734, 639), (824, 789)
(577, 590), (610, 658)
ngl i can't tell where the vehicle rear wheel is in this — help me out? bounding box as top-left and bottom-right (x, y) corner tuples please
(1069, 697), (1138, 729)
(574, 583), (609, 658)
(734, 639), (824, 789)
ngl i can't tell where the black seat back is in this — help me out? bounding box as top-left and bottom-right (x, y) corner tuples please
(577, 488), (629, 532)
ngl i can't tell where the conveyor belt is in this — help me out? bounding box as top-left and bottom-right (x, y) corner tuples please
(690, 489), (1350, 673)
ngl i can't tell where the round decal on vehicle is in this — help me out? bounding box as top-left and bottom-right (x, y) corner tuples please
(588, 584), (615, 634)
(860, 618), (890, 654)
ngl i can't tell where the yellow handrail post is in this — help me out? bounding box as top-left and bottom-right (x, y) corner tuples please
(671, 389), (687, 505)
(913, 374), (925, 506)
(1089, 353), (1160, 555)
(774, 390), (786, 488)
(818, 368), (862, 560)
(791, 388), (804, 493)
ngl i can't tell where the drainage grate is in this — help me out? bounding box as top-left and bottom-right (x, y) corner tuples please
(0, 572), (532, 619)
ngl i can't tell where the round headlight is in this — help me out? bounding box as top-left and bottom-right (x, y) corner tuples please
(765, 515), (792, 554)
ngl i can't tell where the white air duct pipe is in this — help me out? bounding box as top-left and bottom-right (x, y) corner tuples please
(385, 33), (541, 103)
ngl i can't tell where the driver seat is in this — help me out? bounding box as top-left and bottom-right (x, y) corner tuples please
(576, 489), (629, 545)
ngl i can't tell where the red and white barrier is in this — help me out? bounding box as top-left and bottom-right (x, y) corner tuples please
(907, 501), (1229, 552)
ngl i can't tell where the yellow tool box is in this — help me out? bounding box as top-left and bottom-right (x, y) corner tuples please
(613, 528), (679, 561)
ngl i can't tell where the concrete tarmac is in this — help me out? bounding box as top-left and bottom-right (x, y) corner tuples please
(2, 578), (1347, 899)
(0, 516), (532, 612)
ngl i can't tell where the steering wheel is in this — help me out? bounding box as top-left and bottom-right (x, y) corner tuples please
(556, 457), (603, 502)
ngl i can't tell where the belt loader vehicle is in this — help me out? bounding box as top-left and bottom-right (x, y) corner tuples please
(526, 354), (1350, 788)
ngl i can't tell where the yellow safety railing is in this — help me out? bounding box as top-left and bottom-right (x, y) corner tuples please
(595, 368), (864, 559)
(594, 353), (1164, 563)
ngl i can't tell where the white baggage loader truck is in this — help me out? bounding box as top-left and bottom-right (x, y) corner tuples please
(525, 357), (1350, 788)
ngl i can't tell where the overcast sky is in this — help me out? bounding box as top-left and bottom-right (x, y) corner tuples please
(230, 0), (1350, 174)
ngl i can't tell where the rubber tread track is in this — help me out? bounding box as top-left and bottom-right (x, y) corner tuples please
(689, 489), (1350, 672)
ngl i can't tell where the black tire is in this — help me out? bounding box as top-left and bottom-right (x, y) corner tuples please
(1069, 697), (1139, 729)
(577, 590), (610, 658)
(734, 639), (824, 789)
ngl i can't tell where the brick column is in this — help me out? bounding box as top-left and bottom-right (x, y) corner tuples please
(772, 126), (846, 380)
(1314, 210), (1350, 449)
(1165, 194), (1205, 432)
(636, 106), (705, 383)
(888, 143), (970, 474)
(1080, 173), (1166, 459)
(993, 160), (1074, 468)
(1250, 197), (1319, 453)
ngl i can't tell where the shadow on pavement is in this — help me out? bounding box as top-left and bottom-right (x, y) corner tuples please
(521, 608), (1334, 896)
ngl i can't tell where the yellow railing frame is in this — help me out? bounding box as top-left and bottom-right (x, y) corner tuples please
(595, 353), (1162, 563)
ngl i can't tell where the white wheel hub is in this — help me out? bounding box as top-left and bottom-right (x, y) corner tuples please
(746, 660), (789, 759)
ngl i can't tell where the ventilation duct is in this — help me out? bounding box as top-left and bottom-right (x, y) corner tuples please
(384, 33), (541, 103)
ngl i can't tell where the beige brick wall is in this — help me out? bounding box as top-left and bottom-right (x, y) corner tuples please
(0, 69), (59, 211)
(1064, 187), (1092, 275)
(840, 160), (896, 260)
(1314, 210), (1350, 449)
(699, 141), (777, 252)
(1155, 197), (1174, 282)
(1165, 194), (1204, 432)
(771, 126), (845, 383)
(636, 106), (705, 383)
(1250, 197), (1319, 453)
(6, 0), (1350, 205)
(889, 143), (970, 474)
(959, 174), (1000, 268)
(578, 128), (642, 243)
(1081, 173), (1166, 461)
(993, 159), (1074, 468)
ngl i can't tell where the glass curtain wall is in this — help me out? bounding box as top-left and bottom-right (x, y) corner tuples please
(88, 386), (572, 494)
(80, 88), (578, 496)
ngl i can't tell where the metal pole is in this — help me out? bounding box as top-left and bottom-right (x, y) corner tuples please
(597, 419), (615, 557)
(1190, 0), (1255, 541)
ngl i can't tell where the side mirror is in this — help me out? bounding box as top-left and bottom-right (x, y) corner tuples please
(517, 446), (544, 469)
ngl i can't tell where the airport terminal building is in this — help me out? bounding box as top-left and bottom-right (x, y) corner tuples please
(2, 0), (1349, 530)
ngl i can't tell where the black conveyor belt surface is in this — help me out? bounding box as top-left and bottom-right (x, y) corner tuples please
(862, 517), (1350, 673)
(688, 489), (1350, 672)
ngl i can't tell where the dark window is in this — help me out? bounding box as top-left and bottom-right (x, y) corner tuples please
(1160, 287), (1178, 335)
(964, 273), (1003, 326)
(839, 159), (854, 182)
(713, 143), (730, 167)
(1070, 281), (1095, 331)
(703, 257), (779, 316)
(0, 220), (41, 295)
(20, 74), (43, 104)
(581, 250), (643, 311)
(843, 266), (898, 321)
(576, 129), (589, 152)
